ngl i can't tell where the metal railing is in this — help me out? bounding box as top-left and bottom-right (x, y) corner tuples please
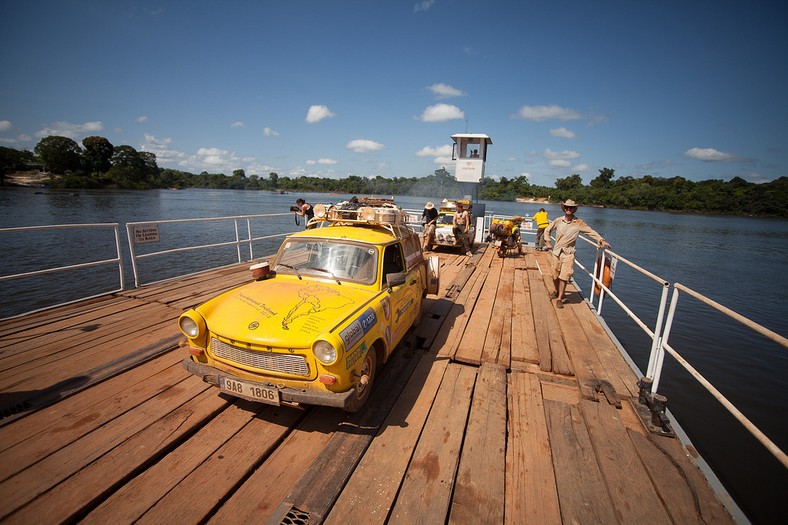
(568, 234), (787, 469)
(0, 223), (124, 315)
(126, 213), (292, 288)
(658, 282), (788, 468)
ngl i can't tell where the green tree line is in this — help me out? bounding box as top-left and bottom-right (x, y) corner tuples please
(1, 137), (785, 217)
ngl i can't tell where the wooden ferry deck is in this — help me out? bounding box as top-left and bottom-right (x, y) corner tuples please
(0, 245), (734, 524)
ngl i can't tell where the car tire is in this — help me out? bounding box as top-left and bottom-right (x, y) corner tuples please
(345, 347), (377, 412)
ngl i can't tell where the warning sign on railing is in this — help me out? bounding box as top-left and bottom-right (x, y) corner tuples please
(133, 224), (160, 244)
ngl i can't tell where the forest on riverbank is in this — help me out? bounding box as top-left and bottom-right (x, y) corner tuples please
(2, 137), (786, 217)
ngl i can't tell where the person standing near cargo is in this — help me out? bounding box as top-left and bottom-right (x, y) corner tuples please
(294, 198), (314, 229)
(532, 207), (549, 250)
(544, 199), (611, 308)
(421, 201), (438, 251)
(452, 203), (472, 256)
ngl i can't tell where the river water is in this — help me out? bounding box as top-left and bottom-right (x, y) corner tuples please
(1, 186), (786, 523)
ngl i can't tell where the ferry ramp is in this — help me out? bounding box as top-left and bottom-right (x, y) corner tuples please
(0, 244), (735, 524)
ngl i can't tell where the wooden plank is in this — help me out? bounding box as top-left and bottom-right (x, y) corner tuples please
(326, 348), (451, 524)
(0, 375), (210, 519)
(543, 399), (618, 524)
(388, 363), (476, 524)
(208, 408), (347, 524)
(0, 314), (181, 394)
(136, 404), (305, 524)
(79, 401), (291, 524)
(572, 301), (639, 397)
(0, 359), (188, 479)
(445, 270), (488, 360)
(552, 303), (606, 401)
(454, 261), (500, 366)
(449, 363), (507, 524)
(527, 270), (553, 373)
(0, 350), (180, 444)
(4, 387), (228, 524)
(510, 267), (539, 367)
(580, 398), (672, 523)
(481, 257), (514, 367)
(627, 427), (735, 524)
(505, 371), (561, 525)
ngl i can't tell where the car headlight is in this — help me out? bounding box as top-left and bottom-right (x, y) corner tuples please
(179, 311), (205, 338)
(313, 340), (338, 365)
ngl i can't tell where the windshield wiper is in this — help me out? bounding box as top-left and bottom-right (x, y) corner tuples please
(277, 263), (301, 279)
(303, 267), (342, 284)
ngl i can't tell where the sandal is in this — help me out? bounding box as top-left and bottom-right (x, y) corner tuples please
(549, 291), (558, 299)
(555, 299), (563, 309)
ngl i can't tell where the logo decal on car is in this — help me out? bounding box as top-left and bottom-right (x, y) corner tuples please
(340, 308), (377, 349)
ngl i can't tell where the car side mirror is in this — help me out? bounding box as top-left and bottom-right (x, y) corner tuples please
(386, 272), (407, 288)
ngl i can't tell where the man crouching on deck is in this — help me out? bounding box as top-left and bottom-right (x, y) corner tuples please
(544, 199), (612, 309)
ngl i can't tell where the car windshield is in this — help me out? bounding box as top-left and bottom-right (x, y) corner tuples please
(274, 239), (378, 285)
(437, 214), (454, 225)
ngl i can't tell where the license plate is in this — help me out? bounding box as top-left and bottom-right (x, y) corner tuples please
(220, 377), (280, 405)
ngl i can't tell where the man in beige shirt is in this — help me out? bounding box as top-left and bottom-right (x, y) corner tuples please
(544, 199), (611, 308)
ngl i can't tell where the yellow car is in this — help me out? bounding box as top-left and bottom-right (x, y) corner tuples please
(179, 198), (439, 412)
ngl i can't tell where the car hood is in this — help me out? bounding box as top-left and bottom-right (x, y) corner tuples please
(196, 278), (376, 348)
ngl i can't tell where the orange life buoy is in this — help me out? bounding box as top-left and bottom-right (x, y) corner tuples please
(594, 255), (613, 294)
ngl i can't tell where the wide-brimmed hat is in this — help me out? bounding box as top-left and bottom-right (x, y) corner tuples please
(561, 199), (579, 208)
(425, 201), (434, 210)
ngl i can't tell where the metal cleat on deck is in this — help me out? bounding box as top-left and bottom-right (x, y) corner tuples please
(635, 377), (675, 438)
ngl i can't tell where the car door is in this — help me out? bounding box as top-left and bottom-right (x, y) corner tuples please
(382, 242), (419, 349)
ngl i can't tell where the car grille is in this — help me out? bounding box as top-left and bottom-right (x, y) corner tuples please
(211, 338), (310, 377)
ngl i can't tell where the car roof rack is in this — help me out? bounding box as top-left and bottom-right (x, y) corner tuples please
(309, 197), (413, 237)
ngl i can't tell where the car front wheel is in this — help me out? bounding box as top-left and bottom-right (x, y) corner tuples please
(345, 347), (377, 412)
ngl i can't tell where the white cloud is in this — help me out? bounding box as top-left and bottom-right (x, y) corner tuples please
(136, 116), (148, 123)
(428, 83), (465, 98)
(346, 139), (384, 153)
(545, 148), (580, 161)
(573, 163), (589, 172)
(544, 148), (581, 167)
(197, 147), (228, 157)
(419, 103), (464, 122)
(306, 158), (338, 165)
(263, 127), (279, 136)
(550, 127), (575, 139)
(414, 0), (435, 12)
(34, 121), (103, 139)
(516, 105), (581, 121)
(415, 144), (454, 164)
(306, 105), (335, 124)
(231, 121), (245, 128)
(0, 120), (12, 132)
(684, 147), (736, 162)
(415, 144), (453, 157)
(140, 134), (186, 166)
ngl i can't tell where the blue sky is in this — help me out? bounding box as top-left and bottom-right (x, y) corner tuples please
(1, 0), (786, 187)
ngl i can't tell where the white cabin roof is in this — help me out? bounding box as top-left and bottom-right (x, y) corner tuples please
(450, 133), (492, 145)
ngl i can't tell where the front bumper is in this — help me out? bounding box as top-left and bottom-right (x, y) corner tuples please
(182, 358), (356, 409)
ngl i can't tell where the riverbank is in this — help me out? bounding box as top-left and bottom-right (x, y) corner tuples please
(4, 171), (56, 187)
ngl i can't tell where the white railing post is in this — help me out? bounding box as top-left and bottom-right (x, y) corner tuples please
(113, 224), (125, 291)
(126, 223), (141, 288)
(647, 283), (674, 392)
(246, 218), (254, 260)
(233, 219), (242, 263)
